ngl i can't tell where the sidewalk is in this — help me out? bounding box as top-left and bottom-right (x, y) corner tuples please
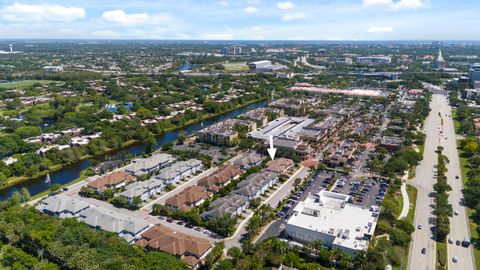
(398, 171), (410, 220)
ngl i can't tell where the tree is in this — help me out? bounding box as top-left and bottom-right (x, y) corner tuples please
(132, 196), (143, 208)
(20, 187), (31, 202)
(50, 183), (62, 192)
(464, 140), (478, 156)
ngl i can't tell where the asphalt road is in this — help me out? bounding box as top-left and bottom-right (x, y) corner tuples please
(408, 94), (475, 270)
(438, 95), (475, 270)
(408, 94), (442, 270)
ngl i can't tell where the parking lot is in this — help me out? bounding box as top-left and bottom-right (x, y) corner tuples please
(256, 170), (337, 242)
(332, 176), (388, 208)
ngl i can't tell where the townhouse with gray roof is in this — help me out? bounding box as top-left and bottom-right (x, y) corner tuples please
(201, 194), (249, 220)
(78, 205), (150, 242)
(155, 159), (203, 184)
(118, 178), (164, 205)
(36, 194), (90, 218)
(124, 153), (176, 176)
(235, 170), (279, 200)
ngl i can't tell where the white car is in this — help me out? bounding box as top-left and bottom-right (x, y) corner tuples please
(417, 224), (423, 229)
(454, 210), (459, 215)
(452, 256), (458, 263)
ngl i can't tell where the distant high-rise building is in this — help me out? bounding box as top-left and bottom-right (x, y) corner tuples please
(232, 45), (243, 55)
(434, 49), (446, 70)
(222, 45), (246, 55)
(9, 44), (13, 53)
(469, 63), (480, 83)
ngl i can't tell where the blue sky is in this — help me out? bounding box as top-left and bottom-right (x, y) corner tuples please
(0, 0), (478, 40)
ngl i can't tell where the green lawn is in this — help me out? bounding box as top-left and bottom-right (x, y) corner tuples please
(436, 241), (448, 270)
(223, 62), (248, 71)
(0, 80), (54, 89)
(406, 184), (418, 224)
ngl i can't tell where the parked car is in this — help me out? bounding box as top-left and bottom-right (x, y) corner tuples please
(452, 256), (458, 263)
(456, 240), (461, 246)
(448, 238), (453, 244)
(166, 218), (173, 223)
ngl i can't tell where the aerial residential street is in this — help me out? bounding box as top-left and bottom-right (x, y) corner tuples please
(409, 93), (475, 270)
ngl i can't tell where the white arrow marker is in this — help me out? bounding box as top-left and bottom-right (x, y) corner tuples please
(267, 135), (277, 160)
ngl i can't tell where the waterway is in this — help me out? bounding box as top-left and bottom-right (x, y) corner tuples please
(0, 100), (267, 200)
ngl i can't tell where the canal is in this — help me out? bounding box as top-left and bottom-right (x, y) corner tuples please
(0, 100), (267, 200)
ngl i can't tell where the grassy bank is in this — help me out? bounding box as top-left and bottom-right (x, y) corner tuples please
(1, 98), (267, 193)
(456, 141), (480, 267)
(452, 109), (479, 268)
(436, 241), (448, 270)
(397, 185), (418, 270)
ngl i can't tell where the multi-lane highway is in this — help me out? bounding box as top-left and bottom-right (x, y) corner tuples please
(408, 93), (475, 270)
(408, 94), (442, 270)
(438, 95), (476, 270)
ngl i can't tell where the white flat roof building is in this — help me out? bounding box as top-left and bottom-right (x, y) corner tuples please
(248, 116), (315, 141)
(285, 190), (378, 254)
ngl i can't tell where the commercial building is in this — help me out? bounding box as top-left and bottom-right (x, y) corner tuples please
(197, 123), (238, 146)
(124, 153), (176, 176)
(248, 116), (315, 141)
(43, 65), (64, 72)
(165, 186), (212, 211)
(87, 171), (135, 193)
(290, 84), (386, 98)
(135, 225), (212, 268)
(285, 190), (378, 255)
(235, 170), (279, 199)
(469, 63), (480, 83)
(465, 88), (480, 100)
(269, 98), (307, 116)
(379, 136), (404, 151)
(201, 194), (249, 220)
(155, 159), (203, 184)
(272, 138), (313, 161)
(241, 107), (284, 126)
(356, 56), (391, 65)
(248, 60), (285, 72)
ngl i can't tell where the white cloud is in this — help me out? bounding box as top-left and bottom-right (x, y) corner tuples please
(367, 26), (394, 33)
(390, 0), (427, 10)
(102, 10), (150, 25)
(363, 0), (428, 10)
(1, 3), (85, 22)
(281, 12), (306, 21)
(363, 0), (393, 6)
(277, 2), (296, 10)
(244, 6), (259, 13)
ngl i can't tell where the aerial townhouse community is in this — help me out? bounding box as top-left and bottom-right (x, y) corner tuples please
(31, 86), (424, 268)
